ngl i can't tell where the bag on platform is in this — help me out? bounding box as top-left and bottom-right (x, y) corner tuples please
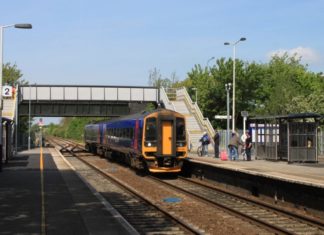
(220, 150), (228, 161)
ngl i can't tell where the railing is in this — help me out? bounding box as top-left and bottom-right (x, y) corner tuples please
(319, 129), (324, 156)
(164, 87), (177, 101)
(160, 87), (194, 151)
(176, 87), (215, 144)
(159, 87), (175, 111)
(19, 85), (159, 103)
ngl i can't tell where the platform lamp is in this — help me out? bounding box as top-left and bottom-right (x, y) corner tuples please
(225, 83), (232, 154)
(0, 23), (32, 154)
(224, 37), (246, 132)
(207, 56), (215, 67)
(207, 56), (215, 76)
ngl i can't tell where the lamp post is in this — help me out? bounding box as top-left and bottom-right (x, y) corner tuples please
(28, 84), (31, 150)
(207, 56), (215, 76)
(225, 83), (232, 154)
(224, 37), (246, 132)
(192, 87), (197, 104)
(0, 23), (32, 156)
(207, 56), (215, 67)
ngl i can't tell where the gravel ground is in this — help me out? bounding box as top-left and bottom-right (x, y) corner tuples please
(74, 153), (272, 235)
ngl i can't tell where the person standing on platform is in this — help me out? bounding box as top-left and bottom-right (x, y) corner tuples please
(200, 132), (210, 156)
(245, 132), (252, 161)
(213, 130), (220, 158)
(228, 132), (242, 161)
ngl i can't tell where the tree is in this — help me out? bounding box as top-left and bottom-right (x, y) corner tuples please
(178, 58), (266, 128)
(3, 63), (30, 134)
(2, 63), (26, 86)
(261, 54), (324, 115)
(176, 53), (324, 129)
(148, 67), (179, 88)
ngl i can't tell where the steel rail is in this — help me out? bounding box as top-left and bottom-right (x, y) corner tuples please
(48, 136), (202, 235)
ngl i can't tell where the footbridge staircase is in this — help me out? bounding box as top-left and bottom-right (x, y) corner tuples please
(160, 87), (215, 153)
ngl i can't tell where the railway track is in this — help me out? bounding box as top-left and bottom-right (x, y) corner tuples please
(48, 137), (200, 235)
(48, 136), (324, 234)
(149, 176), (324, 235)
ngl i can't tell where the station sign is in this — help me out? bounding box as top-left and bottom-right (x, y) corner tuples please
(215, 115), (232, 119)
(2, 85), (13, 97)
(241, 111), (249, 117)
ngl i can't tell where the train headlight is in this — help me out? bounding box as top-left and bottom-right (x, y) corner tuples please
(144, 141), (157, 147)
(176, 141), (186, 147)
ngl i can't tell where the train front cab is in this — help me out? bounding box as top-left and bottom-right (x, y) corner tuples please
(142, 110), (187, 173)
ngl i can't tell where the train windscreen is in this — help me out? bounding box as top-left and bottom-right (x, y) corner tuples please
(145, 117), (157, 146)
(176, 118), (186, 141)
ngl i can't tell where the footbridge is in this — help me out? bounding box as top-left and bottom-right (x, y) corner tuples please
(18, 85), (160, 117)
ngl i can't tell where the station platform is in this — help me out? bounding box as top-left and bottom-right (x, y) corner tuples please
(188, 153), (324, 189)
(186, 152), (324, 215)
(0, 148), (136, 235)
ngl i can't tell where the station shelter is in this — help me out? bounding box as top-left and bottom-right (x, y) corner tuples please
(249, 113), (323, 163)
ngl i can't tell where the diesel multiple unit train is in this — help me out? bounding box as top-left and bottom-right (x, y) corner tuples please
(84, 108), (188, 173)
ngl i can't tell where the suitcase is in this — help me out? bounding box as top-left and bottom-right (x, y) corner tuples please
(220, 150), (228, 161)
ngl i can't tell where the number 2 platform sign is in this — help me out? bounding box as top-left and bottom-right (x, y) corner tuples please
(2, 85), (13, 97)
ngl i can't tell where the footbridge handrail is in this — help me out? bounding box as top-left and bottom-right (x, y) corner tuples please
(176, 87), (215, 143)
(159, 87), (175, 111)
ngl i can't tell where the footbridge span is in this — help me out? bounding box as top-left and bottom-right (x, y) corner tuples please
(18, 85), (160, 117)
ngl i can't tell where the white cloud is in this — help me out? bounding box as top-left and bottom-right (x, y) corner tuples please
(267, 47), (321, 64)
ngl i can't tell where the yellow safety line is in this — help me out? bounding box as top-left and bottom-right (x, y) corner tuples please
(40, 145), (46, 235)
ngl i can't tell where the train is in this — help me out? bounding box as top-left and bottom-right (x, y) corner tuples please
(84, 108), (188, 173)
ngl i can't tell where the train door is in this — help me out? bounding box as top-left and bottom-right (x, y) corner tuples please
(162, 120), (173, 155)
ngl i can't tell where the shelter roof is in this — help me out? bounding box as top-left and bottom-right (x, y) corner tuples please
(249, 113), (323, 121)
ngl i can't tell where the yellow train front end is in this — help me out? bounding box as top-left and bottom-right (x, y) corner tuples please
(141, 109), (188, 173)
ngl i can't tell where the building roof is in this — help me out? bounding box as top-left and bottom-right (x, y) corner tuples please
(249, 113), (323, 121)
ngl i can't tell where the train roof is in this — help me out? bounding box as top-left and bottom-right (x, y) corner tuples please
(85, 108), (183, 126)
(109, 108), (183, 121)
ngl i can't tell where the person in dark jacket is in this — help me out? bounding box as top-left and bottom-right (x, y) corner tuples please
(245, 132), (252, 161)
(199, 132), (210, 156)
(213, 130), (220, 158)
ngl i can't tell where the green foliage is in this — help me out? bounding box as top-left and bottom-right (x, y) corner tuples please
(3, 63), (27, 86)
(148, 67), (179, 88)
(145, 103), (156, 112)
(46, 117), (107, 141)
(3, 63), (30, 134)
(175, 54), (324, 129)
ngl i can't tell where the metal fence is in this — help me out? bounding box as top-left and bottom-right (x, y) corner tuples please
(216, 128), (324, 157)
(319, 128), (324, 156)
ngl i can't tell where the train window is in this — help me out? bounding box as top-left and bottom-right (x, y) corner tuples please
(123, 128), (127, 138)
(130, 128), (134, 139)
(145, 118), (157, 146)
(126, 128), (130, 138)
(176, 118), (186, 141)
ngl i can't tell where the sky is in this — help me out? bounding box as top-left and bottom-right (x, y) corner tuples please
(1, 0), (324, 123)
